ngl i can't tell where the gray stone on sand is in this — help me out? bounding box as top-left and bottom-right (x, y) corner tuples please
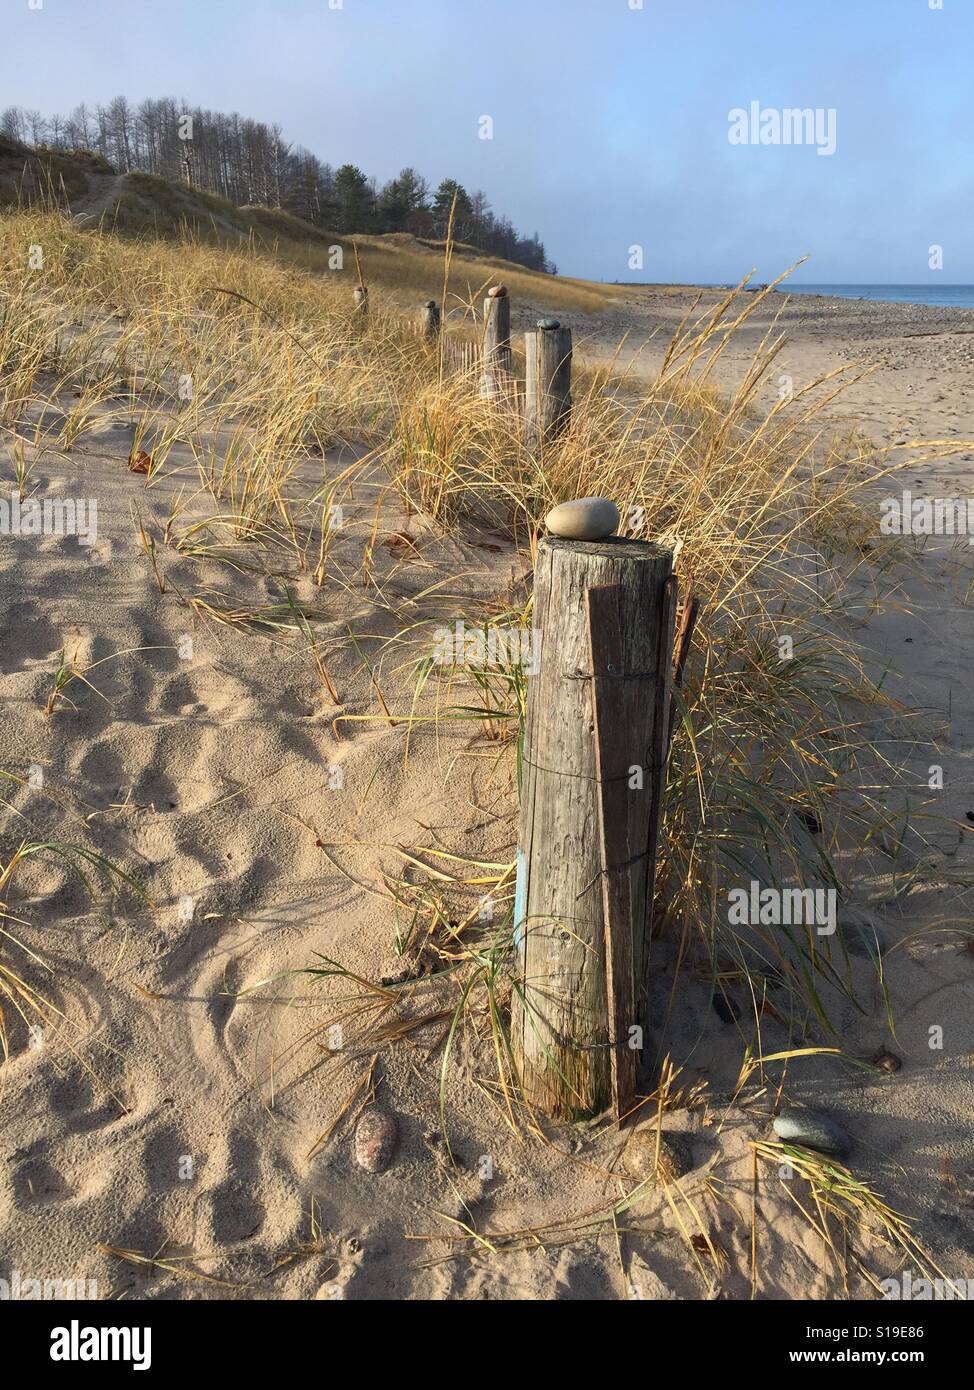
(354, 1108), (398, 1173)
(545, 496), (620, 541)
(839, 907), (886, 959)
(773, 1107), (851, 1157)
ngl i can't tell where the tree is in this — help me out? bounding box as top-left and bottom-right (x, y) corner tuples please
(469, 189), (491, 244)
(287, 149), (333, 226)
(106, 95), (134, 170)
(1, 107), (25, 142)
(432, 178), (473, 239)
(268, 123), (289, 208)
(378, 166), (428, 232)
(25, 109), (48, 146)
(70, 103), (95, 149)
(332, 163), (373, 233)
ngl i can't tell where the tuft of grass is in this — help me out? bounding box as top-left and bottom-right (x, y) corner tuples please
(135, 515), (167, 593)
(751, 1139), (954, 1295)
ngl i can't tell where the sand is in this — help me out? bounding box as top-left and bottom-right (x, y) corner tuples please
(2, 281), (973, 1302)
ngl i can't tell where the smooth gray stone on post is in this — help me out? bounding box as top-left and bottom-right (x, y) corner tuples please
(545, 497), (620, 541)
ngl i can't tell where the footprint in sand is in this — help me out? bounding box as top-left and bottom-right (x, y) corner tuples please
(144, 1123), (200, 1194)
(0, 601), (61, 669)
(206, 1130), (266, 1243)
(46, 1069), (121, 1137)
(11, 1143), (72, 1206)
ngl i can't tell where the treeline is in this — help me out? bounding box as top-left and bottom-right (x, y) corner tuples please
(0, 97), (556, 273)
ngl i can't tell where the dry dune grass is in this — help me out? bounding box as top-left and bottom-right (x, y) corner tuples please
(344, 233), (611, 313)
(0, 205), (934, 1056)
(0, 204), (959, 1289)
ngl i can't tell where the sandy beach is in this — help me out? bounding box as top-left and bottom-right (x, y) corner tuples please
(2, 232), (973, 1307)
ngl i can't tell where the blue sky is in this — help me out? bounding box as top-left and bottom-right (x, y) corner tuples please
(3, 0), (971, 284)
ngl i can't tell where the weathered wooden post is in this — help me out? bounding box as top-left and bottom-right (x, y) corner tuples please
(513, 508), (676, 1121)
(353, 284), (369, 315)
(480, 284), (512, 399)
(524, 318), (572, 448)
(420, 299), (441, 342)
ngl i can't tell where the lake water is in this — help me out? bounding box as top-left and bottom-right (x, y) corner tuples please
(779, 284), (974, 309)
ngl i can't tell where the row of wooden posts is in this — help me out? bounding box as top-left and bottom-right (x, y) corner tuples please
(353, 279), (680, 1128)
(352, 281), (573, 451)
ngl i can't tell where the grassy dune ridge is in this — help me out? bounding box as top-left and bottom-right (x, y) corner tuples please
(0, 143), (612, 312)
(0, 133), (113, 206)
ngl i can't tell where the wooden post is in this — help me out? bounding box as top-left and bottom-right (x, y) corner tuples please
(513, 536), (676, 1120)
(420, 299), (441, 342)
(524, 319), (571, 449)
(353, 285), (369, 315)
(481, 284), (511, 399)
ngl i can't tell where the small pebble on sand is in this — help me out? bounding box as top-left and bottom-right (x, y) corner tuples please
(354, 1109), (398, 1173)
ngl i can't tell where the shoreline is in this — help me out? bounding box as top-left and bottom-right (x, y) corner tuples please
(605, 281), (974, 311)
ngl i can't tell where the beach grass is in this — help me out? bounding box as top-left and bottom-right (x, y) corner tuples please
(0, 199), (951, 1185)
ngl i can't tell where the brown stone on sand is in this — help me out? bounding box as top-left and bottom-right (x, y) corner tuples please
(354, 1108), (398, 1173)
(624, 1129), (694, 1186)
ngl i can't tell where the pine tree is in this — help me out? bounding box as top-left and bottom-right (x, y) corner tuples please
(378, 166), (429, 232)
(332, 163), (373, 233)
(432, 179), (473, 239)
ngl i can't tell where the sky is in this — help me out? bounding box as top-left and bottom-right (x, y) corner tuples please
(2, 0), (972, 285)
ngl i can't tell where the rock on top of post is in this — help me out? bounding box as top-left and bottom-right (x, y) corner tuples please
(537, 317), (561, 331)
(487, 284), (508, 298)
(545, 497), (620, 541)
(423, 299), (437, 309)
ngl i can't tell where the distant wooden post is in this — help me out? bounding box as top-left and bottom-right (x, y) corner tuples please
(512, 536), (676, 1120)
(524, 319), (571, 448)
(420, 299), (441, 342)
(481, 284), (511, 399)
(353, 285), (369, 315)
